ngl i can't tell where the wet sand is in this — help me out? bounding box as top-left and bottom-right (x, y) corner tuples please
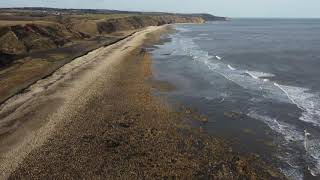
(0, 25), (283, 179)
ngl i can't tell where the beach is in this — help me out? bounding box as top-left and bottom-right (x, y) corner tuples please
(0, 25), (282, 179)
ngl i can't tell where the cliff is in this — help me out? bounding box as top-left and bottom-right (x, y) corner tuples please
(0, 10), (225, 104)
(194, 13), (227, 21)
(0, 15), (205, 67)
(71, 15), (205, 36)
(0, 11), (216, 103)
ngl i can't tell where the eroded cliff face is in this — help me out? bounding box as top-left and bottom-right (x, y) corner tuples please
(0, 23), (84, 53)
(0, 30), (26, 55)
(0, 14), (209, 104)
(96, 16), (205, 34)
(0, 15), (205, 67)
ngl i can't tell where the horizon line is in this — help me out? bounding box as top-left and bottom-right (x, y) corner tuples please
(1, 6), (320, 19)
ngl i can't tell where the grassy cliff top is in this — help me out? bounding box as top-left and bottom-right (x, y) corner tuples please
(0, 7), (225, 26)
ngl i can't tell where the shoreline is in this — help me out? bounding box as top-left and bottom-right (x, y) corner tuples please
(0, 25), (165, 178)
(1, 25), (283, 179)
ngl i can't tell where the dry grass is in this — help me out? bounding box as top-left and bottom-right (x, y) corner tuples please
(0, 20), (58, 27)
(0, 12), (137, 28)
(68, 13), (138, 21)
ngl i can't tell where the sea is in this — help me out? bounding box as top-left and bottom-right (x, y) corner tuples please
(148, 19), (320, 180)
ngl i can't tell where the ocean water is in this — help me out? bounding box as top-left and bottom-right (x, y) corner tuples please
(148, 19), (320, 180)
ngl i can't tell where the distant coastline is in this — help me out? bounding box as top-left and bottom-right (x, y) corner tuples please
(0, 8), (226, 105)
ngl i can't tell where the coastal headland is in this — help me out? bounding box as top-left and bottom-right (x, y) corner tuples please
(0, 8), (283, 179)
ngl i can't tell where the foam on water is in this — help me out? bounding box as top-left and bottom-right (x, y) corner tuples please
(246, 71), (275, 80)
(227, 64), (236, 71)
(175, 26), (191, 33)
(171, 26), (320, 129)
(156, 26), (320, 177)
(248, 111), (306, 180)
(280, 165), (304, 180)
(247, 111), (304, 142)
(273, 83), (320, 128)
(304, 130), (320, 176)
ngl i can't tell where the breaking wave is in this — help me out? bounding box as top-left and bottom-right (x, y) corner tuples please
(216, 55), (222, 60)
(227, 64), (236, 71)
(247, 111), (304, 142)
(163, 26), (320, 177)
(246, 70), (275, 80)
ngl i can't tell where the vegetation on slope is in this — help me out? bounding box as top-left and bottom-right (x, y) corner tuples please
(0, 8), (223, 68)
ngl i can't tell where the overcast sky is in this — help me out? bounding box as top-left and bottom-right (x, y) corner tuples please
(1, 0), (320, 18)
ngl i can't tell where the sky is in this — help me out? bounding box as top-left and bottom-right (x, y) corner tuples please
(1, 0), (320, 18)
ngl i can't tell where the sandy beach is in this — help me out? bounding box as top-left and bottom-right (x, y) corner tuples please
(0, 25), (283, 179)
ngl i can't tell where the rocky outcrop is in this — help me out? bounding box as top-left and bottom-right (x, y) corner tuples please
(0, 23), (84, 55)
(0, 28), (26, 67)
(0, 29), (26, 55)
(0, 23), (86, 67)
